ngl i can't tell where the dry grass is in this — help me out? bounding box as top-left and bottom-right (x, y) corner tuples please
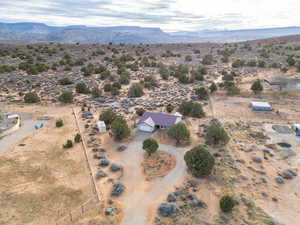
(0, 105), (93, 225)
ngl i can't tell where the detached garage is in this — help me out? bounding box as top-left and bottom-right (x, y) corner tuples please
(250, 101), (272, 111)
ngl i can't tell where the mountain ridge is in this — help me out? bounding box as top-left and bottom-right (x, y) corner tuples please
(1, 22), (300, 44)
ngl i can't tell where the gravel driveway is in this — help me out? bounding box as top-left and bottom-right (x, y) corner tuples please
(119, 131), (187, 225)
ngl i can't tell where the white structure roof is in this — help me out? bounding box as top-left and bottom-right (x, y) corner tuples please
(97, 121), (106, 127)
(251, 101), (271, 107)
(7, 114), (19, 119)
(294, 124), (300, 129)
(173, 112), (183, 117)
(143, 117), (155, 127)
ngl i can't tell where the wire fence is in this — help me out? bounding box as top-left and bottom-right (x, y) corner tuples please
(55, 198), (102, 225)
(55, 108), (104, 225)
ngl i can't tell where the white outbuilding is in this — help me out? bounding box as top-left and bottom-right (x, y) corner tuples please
(250, 101), (272, 111)
(97, 121), (106, 133)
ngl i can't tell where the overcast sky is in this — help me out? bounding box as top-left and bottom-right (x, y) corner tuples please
(0, 0), (299, 32)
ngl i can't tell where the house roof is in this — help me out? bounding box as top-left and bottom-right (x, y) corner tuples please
(138, 112), (180, 127)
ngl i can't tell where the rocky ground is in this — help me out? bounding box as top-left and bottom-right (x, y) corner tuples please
(0, 37), (300, 225)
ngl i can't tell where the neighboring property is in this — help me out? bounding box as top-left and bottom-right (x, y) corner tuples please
(97, 121), (106, 133)
(138, 112), (182, 132)
(250, 101), (272, 111)
(0, 113), (21, 138)
(264, 77), (300, 90)
(293, 124), (300, 136)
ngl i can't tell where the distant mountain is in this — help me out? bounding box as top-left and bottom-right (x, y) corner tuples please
(170, 27), (300, 43)
(1, 22), (300, 44)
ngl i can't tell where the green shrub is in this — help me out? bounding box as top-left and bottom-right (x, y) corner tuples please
(91, 87), (102, 98)
(135, 108), (145, 116)
(202, 54), (214, 65)
(99, 109), (117, 126)
(111, 116), (130, 141)
(205, 125), (230, 145)
(178, 101), (205, 118)
(59, 77), (73, 85)
(184, 145), (215, 177)
(128, 83), (144, 98)
(166, 104), (174, 113)
(167, 122), (190, 144)
(56, 119), (63, 128)
(76, 82), (90, 94)
(74, 133), (82, 143)
(209, 82), (218, 93)
(59, 92), (73, 103)
(251, 79), (263, 94)
(195, 87), (208, 100)
(220, 195), (235, 213)
(63, 140), (73, 149)
(143, 138), (159, 156)
(24, 92), (40, 103)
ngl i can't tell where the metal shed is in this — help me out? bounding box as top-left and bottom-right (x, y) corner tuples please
(250, 101), (272, 111)
(97, 121), (106, 133)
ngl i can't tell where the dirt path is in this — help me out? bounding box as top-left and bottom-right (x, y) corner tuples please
(119, 132), (187, 225)
(0, 114), (47, 152)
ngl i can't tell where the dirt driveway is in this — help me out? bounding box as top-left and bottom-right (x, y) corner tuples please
(119, 131), (187, 225)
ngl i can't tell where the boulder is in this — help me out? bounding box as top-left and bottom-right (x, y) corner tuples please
(167, 193), (176, 202)
(111, 182), (125, 196)
(213, 152), (221, 157)
(275, 176), (284, 184)
(189, 199), (207, 208)
(158, 203), (178, 217)
(95, 170), (107, 179)
(188, 179), (199, 188)
(277, 142), (292, 148)
(117, 145), (127, 152)
(94, 153), (106, 159)
(99, 159), (110, 167)
(252, 156), (262, 163)
(236, 159), (246, 164)
(110, 163), (122, 172)
(281, 169), (297, 180)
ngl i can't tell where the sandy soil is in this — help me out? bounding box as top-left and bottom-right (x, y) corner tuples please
(117, 132), (187, 225)
(142, 150), (176, 180)
(0, 104), (93, 225)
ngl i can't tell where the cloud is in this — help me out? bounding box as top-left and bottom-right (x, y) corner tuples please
(0, 0), (299, 32)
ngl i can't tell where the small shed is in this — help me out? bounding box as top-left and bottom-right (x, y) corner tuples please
(250, 101), (272, 111)
(7, 114), (20, 119)
(97, 121), (106, 133)
(293, 124), (300, 136)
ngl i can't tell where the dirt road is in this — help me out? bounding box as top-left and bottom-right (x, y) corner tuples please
(119, 132), (187, 225)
